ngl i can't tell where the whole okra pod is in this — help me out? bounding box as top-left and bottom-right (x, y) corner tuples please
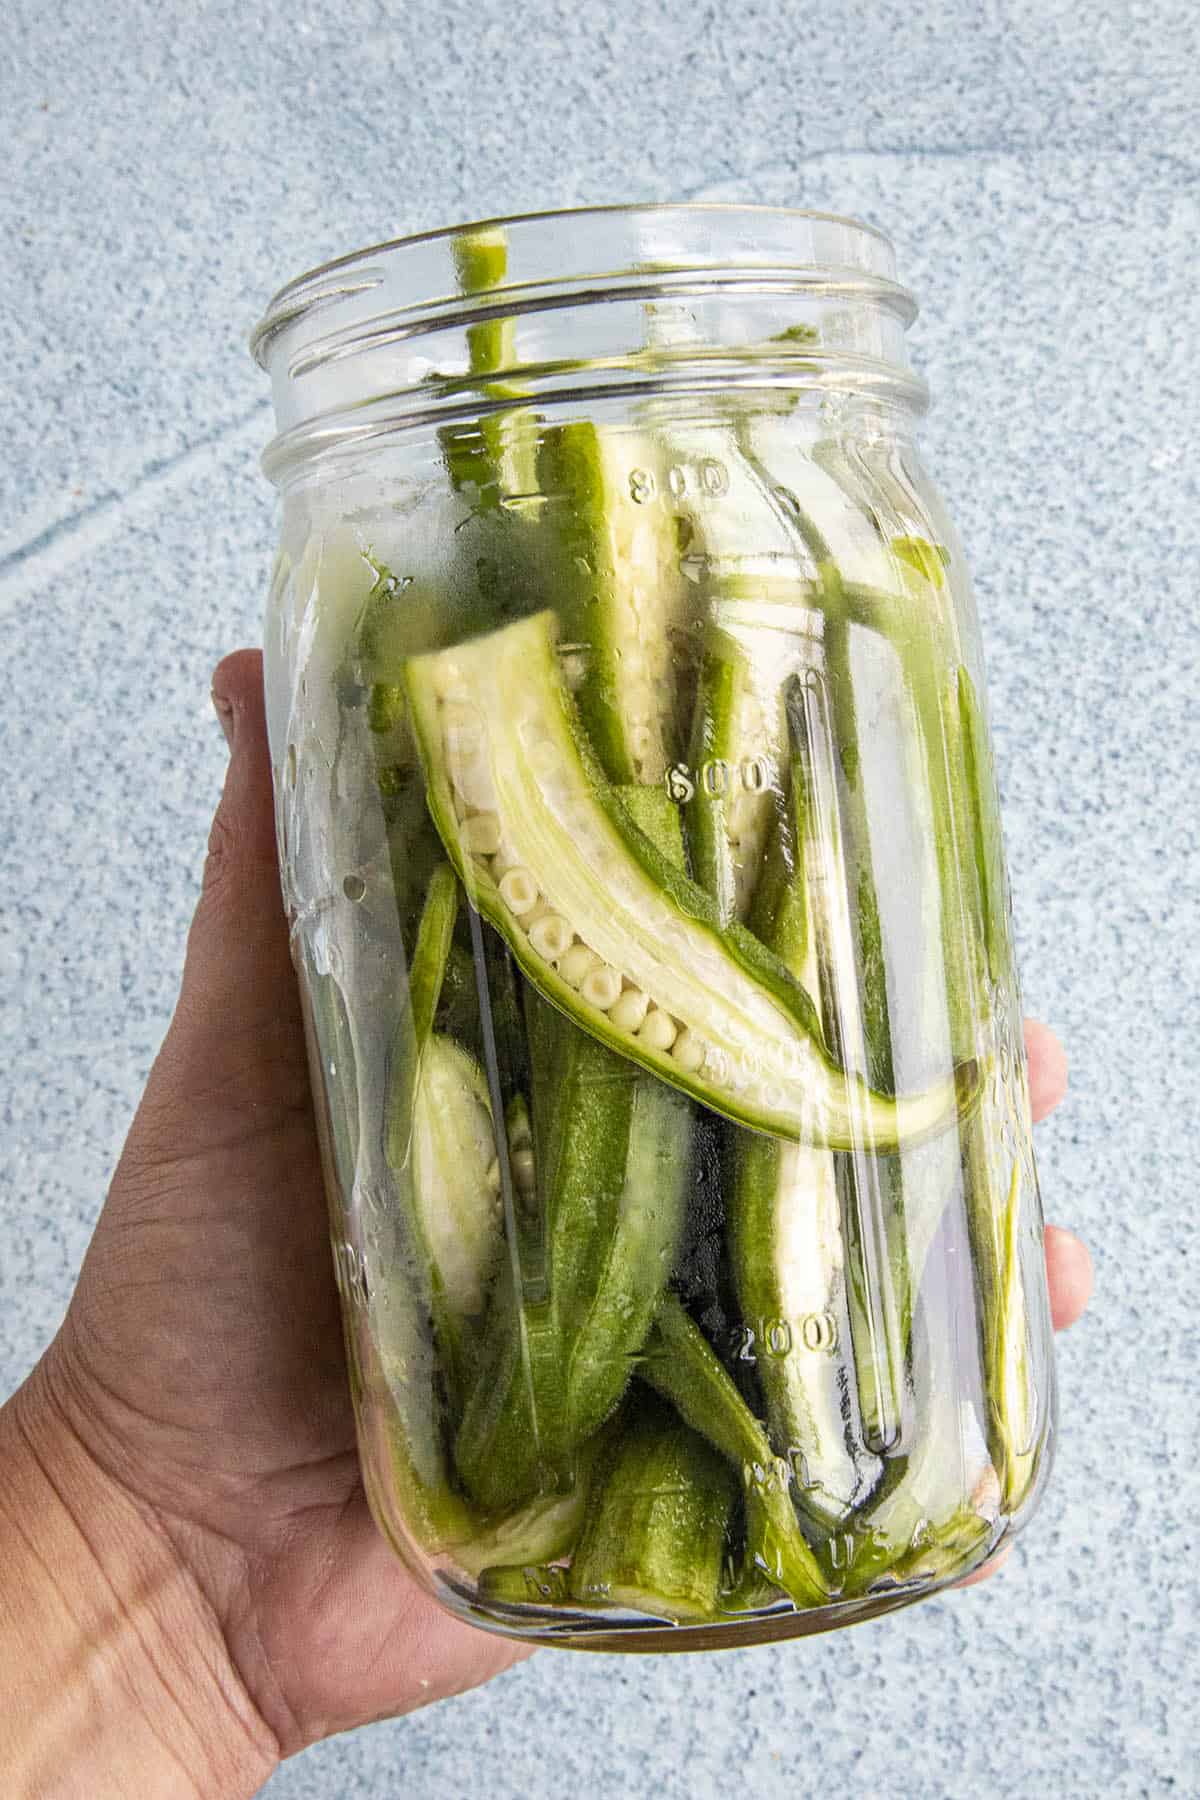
(568, 1393), (736, 1622)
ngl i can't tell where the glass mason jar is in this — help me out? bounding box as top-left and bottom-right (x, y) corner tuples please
(251, 205), (1055, 1651)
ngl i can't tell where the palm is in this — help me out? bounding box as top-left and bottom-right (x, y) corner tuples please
(51, 660), (523, 1756)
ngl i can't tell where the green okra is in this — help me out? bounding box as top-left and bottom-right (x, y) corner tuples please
(817, 538), (1042, 1583)
(384, 865), (505, 1404)
(685, 622), (786, 925)
(729, 743), (884, 1538)
(441, 225), (540, 511)
(563, 1056), (692, 1447)
(353, 1323), (477, 1559)
(838, 1306), (1000, 1597)
(404, 610), (977, 1150)
(408, 862), (460, 1048)
(361, 1317), (605, 1573)
(678, 607), (879, 1539)
(537, 421), (695, 788)
(708, 477), (916, 1455)
(470, 1396), (666, 1607)
(455, 1014), (690, 1510)
(641, 1295), (829, 1609)
(568, 1394), (736, 1622)
(454, 787), (693, 1512)
(815, 603), (913, 1454)
(957, 664), (1013, 995)
(718, 493), (975, 1474)
(987, 1158), (1040, 1511)
(453, 1424), (611, 1582)
(891, 546), (1042, 1513)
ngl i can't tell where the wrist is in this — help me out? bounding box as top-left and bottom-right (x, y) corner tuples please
(0, 1365), (279, 1800)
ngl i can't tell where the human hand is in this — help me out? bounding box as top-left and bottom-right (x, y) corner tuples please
(0, 650), (1093, 1793)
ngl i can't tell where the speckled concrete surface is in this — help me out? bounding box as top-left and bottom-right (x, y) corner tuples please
(3, 2), (1197, 1794)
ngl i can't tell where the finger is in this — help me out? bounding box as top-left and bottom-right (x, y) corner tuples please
(1045, 1225), (1094, 1331)
(124, 650), (312, 1162)
(1024, 1019), (1068, 1122)
(953, 1541), (1014, 1591)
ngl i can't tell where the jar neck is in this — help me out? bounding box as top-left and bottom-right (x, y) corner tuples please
(251, 205), (927, 487)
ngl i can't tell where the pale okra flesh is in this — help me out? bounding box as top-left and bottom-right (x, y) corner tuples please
(288, 361), (1049, 1634)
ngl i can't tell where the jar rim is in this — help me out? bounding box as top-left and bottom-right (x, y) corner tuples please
(250, 202), (901, 369)
(251, 203), (924, 486)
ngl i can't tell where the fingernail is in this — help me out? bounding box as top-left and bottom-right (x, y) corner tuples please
(211, 691), (236, 751)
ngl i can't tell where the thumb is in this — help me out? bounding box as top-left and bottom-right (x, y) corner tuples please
(128, 651), (312, 1166)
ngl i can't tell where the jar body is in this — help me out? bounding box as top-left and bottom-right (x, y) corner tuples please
(257, 210), (1055, 1650)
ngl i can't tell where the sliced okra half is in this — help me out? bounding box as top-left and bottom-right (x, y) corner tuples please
(404, 609), (977, 1150)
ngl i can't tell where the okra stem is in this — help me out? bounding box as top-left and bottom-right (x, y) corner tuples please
(443, 225), (540, 509)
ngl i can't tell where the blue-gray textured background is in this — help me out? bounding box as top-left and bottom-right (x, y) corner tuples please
(3, 2), (1197, 1794)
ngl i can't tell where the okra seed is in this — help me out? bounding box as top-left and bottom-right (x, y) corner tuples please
(511, 1147), (536, 1192)
(558, 942), (600, 988)
(561, 652), (587, 690)
(509, 1115), (532, 1152)
(581, 964), (623, 1011)
(490, 840), (523, 879)
(529, 912), (574, 962)
(451, 756), (498, 811)
(638, 1008), (678, 1052)
(671, 1028), (706, 1073)
(608, 986), (650, 1034)
(460, 812), (502, 856)
(498, 867), (539, 915)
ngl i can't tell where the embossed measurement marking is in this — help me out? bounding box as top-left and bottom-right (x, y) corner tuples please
(628, 458), (730, 505)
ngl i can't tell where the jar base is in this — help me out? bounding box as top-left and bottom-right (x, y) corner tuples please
(433, 1568), (951, 1654)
